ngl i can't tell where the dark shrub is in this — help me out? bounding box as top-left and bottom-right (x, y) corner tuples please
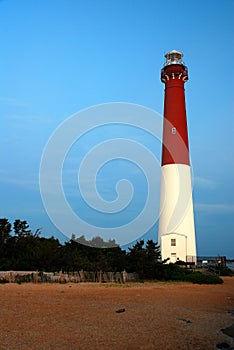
(155, 264), (224, 284)
(185, 271), (223, 284)
(218, 267), (233, 276)
(0, 278), (9, 284)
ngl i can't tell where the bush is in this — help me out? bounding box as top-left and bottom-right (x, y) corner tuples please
(0, 278), (9, 284)
(185, 271), (223, 284)
(148, 263), (188, 281)
(153, 264), (224, 284)
(217, 267), (233, 276)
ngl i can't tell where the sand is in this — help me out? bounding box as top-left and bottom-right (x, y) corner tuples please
(0, 277), (234, 350)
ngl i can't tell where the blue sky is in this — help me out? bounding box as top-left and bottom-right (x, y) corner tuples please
(0, 0), (233, 257)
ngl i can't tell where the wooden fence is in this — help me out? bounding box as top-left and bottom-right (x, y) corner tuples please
(0, 270), (139, 283)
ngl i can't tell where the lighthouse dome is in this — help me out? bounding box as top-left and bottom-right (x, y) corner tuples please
(164, 50), (183, 66)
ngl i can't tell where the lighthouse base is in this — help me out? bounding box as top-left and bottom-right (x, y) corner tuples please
(158, 164), (197, 265)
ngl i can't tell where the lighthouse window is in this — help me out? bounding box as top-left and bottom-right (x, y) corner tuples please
(171, 239), (176, 246)
(172, 127), (176, 134)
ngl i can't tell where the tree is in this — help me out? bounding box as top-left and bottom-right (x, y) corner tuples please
(0, 218), (11, 242)
(126, 239), (162, 279)
(105, 247), (127, 271)
(145, 240), (161, 262)
(127, 240), (147, 277)
(0, 218), (12, 269)
(13, 219), (31, 237)
(145, 240), (161, 279)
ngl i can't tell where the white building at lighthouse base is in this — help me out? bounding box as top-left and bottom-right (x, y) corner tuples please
(158, 163), (197, 265)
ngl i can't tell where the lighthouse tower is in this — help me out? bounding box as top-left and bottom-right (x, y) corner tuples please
(158, 50), (197, 265)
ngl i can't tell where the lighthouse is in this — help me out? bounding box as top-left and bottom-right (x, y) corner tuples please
(158, 50), (197, 265)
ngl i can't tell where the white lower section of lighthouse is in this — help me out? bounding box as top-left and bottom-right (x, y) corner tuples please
(158, 164), (197, 264)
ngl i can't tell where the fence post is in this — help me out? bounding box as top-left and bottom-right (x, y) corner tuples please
(99, 270), (103, 283)
(123, 270), (127, 283)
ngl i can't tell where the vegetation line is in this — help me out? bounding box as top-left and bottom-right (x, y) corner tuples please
(0, 218), (230, 284)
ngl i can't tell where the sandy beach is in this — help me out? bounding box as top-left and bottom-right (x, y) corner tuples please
(0, 277), (234, 350)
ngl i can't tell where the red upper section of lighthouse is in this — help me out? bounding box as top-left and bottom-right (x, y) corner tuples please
(161, 50), (190, 166)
